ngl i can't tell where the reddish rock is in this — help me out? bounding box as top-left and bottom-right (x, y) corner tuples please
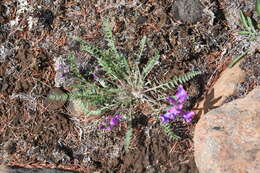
(194, 88), (260, 173)
(195, 61), (246, 116)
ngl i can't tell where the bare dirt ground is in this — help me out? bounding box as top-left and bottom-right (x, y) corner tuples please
(0, 0), (259, 173)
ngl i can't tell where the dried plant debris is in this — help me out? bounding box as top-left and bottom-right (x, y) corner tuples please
(0, 0), (258, 172)
(35, 9), (54, 29)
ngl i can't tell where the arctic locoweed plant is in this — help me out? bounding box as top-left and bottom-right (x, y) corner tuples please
(50, 19), (201, 151)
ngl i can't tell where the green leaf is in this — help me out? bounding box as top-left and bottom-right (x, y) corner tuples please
(229, 51), (248, 68)
(48, 93), (68, 101)
(240, 11), (250, 31)
(87, 107), (107, 116)
(103, 19), (119, 59)
(137, 36), (147, 62)
(238, 31), (251, 35)
(246, 16), (256, 33)
(145, 71), (201, 92)
(256, 0), (260, 17)
(102, 19), (130, 80)
(124, 126), (133, 153)
(160, 121), (181, 140)
(141, 50), (160, 80)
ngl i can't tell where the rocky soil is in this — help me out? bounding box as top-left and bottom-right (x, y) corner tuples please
(0, 0), (259, 172)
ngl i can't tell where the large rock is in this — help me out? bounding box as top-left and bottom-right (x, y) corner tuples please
(194, 88), (260, 173)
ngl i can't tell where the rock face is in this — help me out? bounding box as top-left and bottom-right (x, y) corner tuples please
(194, 88), (260, 173)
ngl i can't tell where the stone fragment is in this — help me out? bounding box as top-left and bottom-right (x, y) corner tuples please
(69, 99), (86, 116)
(44, 88), (67, 110)
(68, 97), (97, 118)
(196, 61), (246, 116)
(172, 0), (203, 24)
(194, 88), (260, 173)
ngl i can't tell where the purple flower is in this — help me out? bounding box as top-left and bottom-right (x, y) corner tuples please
(99, 125), (107, 130)
(109, 114), (121, 126)
(99, 114), (122, 130)
(164, 112), (176, 120)
(57, 64), (70, 72)
(58, 72), (65, 78)
(63, 66), (70, 73)
(168, 104), (183, 115)
(160, 104), (182, 124)
(167, 96), (178, 105)
(166, 85), (188, 106)
(92, 73), (99, 78)
(182, 111), (195, 122)
(160, 85), (194, 123)
(175, 85), (188, 103)
(56, 64), (70, 79)
(160, 114), (170, 123)
(160, 109), (177, 124)
(169, 85), (188, 104)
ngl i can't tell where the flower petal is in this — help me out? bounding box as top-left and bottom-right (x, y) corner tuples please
(99, 115), (122, 130)
(175, 85), (188, 103)
(168, 104), (183, 115)
(165, 112), (177, 120)
(99, 125), (108, 130)
(167, 96), (177, 105)
(109, 114), (122, 126)
(182, 111), (195, 122)
(160, 114), (170, 123)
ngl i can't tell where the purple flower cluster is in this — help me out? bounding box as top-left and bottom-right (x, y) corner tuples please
(99, 114), (122, 130)
(160, 85), (195, 123)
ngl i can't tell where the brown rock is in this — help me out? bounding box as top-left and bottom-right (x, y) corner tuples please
(68, 98), (97, 117)
(69, 99), (86, 116)
(44, 88), (67, 110)
(196, 61), (246, 116)
(172, 0), (203, 24)
(194, 88), (260, 173)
